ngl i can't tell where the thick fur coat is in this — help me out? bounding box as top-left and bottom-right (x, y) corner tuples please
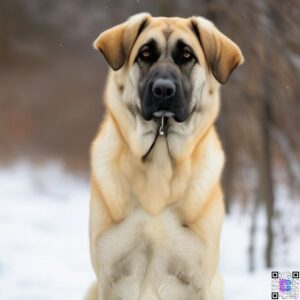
(85, 13), (243, 300)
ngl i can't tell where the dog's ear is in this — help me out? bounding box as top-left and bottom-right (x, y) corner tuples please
(191, 17), (244, 84)
(93, 13), (151, 71)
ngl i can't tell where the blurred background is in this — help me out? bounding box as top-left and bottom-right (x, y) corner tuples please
(0, 1), (299, 299)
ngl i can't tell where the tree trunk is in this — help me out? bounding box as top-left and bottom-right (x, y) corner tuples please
(258, 96), (275, 268)
(0, 0), (10, 60)
(249, 190), (259, 272)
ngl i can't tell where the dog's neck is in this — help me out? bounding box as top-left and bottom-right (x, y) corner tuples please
(121, 120), (221, 215)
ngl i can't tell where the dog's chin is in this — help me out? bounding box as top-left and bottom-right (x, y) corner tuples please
(139, 111), (191, 142)
(141, 109), (189, 124)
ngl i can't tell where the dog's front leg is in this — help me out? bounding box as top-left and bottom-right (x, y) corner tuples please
(89, 178), (113, 275)
(186, 190), (225, 300)
(90, 184), (148, 300)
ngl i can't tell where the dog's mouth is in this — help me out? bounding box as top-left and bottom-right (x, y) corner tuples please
(153, 110), (175, 118)
(153, 110), (174, 136)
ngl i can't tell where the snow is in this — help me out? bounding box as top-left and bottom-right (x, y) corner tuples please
(0, 162), (93, 300)
(0, 162), (299, 300)
(220, 213), (271, 300)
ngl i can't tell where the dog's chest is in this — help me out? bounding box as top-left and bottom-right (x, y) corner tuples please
(97, 208), (203, 299)
(127, 137), (190, 214)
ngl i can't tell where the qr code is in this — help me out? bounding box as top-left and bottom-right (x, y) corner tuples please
(271, 271), (300, 299)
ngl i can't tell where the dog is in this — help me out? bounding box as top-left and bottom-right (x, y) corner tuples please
(85, 13), (243, 300)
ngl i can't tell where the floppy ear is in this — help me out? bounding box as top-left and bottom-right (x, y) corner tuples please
(191, 17), (244, 84)
(93, 13), (151, 71)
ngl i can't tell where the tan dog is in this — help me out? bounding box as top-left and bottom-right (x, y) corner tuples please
(85, 13), (243, 300)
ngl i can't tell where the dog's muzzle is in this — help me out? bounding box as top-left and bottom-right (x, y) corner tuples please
(140, 67), (189, 123)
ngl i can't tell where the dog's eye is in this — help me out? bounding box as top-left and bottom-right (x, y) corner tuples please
(141, 50), (150, 59)
(139, 48), (153, 62)
(136, 40), (159, 65)
(173, 41), (197, 66)
(181, 48), (193, 62)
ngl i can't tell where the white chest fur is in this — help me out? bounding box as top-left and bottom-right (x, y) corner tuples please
(96, 208), (204, 300)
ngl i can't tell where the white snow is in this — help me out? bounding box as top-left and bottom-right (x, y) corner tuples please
(0, 161), (299, 300)
(0, 162), (93, 300)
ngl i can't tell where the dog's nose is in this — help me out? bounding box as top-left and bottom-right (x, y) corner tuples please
(152, 79), (176, 100)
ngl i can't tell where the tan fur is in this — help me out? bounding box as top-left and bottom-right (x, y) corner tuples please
(87, 13), (243, 300)
(94, 13), (151, 70)
(191, 17), (244, 84)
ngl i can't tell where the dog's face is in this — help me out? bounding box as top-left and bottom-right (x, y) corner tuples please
(134, 23), (202, 123)
(94, 13), (243, 157)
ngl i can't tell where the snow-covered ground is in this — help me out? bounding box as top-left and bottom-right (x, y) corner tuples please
(0, 162), (299, 300)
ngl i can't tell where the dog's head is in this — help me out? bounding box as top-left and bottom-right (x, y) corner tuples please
(94, 13), (243, 158)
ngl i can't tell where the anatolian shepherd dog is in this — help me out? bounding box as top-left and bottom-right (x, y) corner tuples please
(85, 13), (243, 300)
